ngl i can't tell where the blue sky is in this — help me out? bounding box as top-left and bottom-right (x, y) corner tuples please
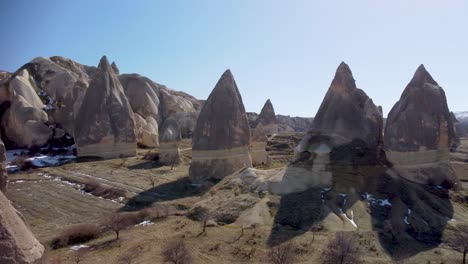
(1, 0), (467, 117)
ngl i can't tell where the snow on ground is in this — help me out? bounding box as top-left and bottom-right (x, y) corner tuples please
(6, 147), (76, 172)
(70, 245), (89, 251)
(136, 220), (154, 227)
(363, 192), (392, 207)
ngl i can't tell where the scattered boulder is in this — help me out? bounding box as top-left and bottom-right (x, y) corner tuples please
(189, 70), (252, 183)
(74, 56), (136, 158)
(159, 117), (182, 166)
(384, 65), (458, 187)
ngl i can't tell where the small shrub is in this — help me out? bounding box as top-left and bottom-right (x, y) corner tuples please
(268, 243), (296, 264)
(51, 224), (101, 249)
(162, 239), (193, 264)
(82, 180), (125, 199)
(321, 232), (361, 264)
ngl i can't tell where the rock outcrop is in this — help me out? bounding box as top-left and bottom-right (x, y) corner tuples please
(111, 61), (119, 75)
(74, 56), (136, 158)
(189, 70), (252, 183)
(250, 99), (278, 166)
(384, 65), (457, 187)
(0, 138), (7, 191)
(159, 117), (182, 165)
(0, 140), (44, 263)
(119, 74), (161, 147)
(295, 62), (383, 170)
(1, 69), (53, 148)
(0, 191), (45, 264)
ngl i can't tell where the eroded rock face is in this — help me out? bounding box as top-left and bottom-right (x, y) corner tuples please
(23, 56), (90, 135)
(189, 70), (252, 183)
(0, 191), (44, 264)
(255, 99), (278, 135)
(384, 65), (457, 187)
(295, 62), (383, 168)
(0, 138), (7, 191)
(119, 74), (161, 147)
(159, 117), (182, 165)
(74, 56), (136, 158)
(158, 85), (197, 121)
(1, 105), (52, 148)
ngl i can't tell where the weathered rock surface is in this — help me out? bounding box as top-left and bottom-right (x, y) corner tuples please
(384, 65), (458, 187)
(0, 138), (7, 191)
(247, 112), (313, 133)
(111, 61), (119, 75)
(74, 56), (136, 158)
(0, 142), (43, 264)
(20, 56), (90, 135)
(158, 85), (197, 121)
(295, 62), (383, 168)
(119, 74), (161, 147)
(454, 111), (468, 137)
(189, 70), (252, 183)
(255, 99), (279, 135)
(159, 117), (182, 165)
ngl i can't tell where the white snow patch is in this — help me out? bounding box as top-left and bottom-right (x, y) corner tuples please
(28, 155), (76, 167)
(70, 245), (89, 251)
(136, 220), (153, 227)
(363, 192), (392, 207)
(404, 216), (410, 225)
(339, 208), (357, 228)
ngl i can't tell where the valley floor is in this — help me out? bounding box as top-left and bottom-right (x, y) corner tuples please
(4, 137), (468, 263)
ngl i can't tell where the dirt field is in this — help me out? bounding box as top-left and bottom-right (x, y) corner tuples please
(4, 138), (468, 263)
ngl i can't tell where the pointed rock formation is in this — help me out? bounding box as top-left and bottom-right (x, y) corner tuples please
(250, 99), (278, 166)
(111, 61), (119, 75)
(255, 99), (279, 135)
(384, 65), (458, 187)
(189, 70), (252, 183)
(307, 62), (383, 148)
(74, 56), (136, 158)
(159, 117), (182, 165)
(294, 62), (383, 192)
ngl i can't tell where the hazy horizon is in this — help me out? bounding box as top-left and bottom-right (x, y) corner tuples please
(2, 0), (467, 117)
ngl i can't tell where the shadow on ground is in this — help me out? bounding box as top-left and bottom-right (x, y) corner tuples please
(119, 176), (207, 212)
(267, 138), (454, 261)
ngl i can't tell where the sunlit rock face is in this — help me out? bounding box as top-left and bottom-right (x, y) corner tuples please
(250, 99), (278, 166)
(189, 70), (252, 183)
(119, 73), (161, 148)
(74, 56), (137, 158)
(0, 140), (44, 263)
(384, 65), (458, 188)
(159, 117), (182, 166)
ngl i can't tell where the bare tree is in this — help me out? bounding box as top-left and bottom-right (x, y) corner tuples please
(321, 232), (361, 264)
(200, 211), (211, 234)
(110, 213), (133, 240)
(309, 223), (324, 245)
(447, 224), (468, 264)
(268, 243), (296, 264)
(162, 239), (193, 264)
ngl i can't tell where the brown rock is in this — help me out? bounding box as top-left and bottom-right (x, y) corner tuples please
(0, 138), (7, 192)
(74, 56), (136, 158)
(189, 70), (252, 183)
(254, 99), (278, 135)
(384, 65), (458, 187)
